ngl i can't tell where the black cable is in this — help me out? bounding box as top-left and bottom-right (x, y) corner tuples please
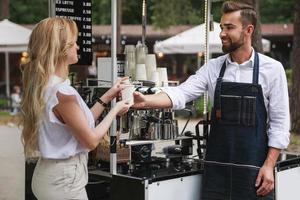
(180, 117), (191, 136)
(179, 108), (192, 136)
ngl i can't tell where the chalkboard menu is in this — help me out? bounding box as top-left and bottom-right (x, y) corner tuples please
(55, 0), (92, 65)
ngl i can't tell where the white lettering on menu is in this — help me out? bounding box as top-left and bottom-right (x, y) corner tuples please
(83, 2), (91, 7)
(67, 16), (82, 21)
(62, 1), (74, 5)
(55, 7), (74, 13)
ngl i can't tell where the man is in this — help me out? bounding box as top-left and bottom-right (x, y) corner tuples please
(133, 1), (290, 200)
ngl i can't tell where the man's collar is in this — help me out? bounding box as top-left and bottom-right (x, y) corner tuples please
(226, 48), (255, 67)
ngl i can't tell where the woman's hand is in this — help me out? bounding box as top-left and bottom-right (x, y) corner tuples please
(114, 99), (132, 116)
(101, 77), (130, 102)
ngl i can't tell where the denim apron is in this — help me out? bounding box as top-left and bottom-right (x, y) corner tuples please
(201, 52), (274, 200)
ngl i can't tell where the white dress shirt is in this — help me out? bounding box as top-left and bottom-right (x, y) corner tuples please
(164, 50), (290, 149)
(38, 75), (95, 159)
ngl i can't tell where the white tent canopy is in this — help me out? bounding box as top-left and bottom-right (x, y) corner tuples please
(0, 19), (31, 97)
(154, 22), (270, 54)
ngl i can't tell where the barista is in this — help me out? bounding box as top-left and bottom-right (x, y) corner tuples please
(133, 1), (290, 199)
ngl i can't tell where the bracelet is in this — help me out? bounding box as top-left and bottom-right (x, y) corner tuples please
(97, 98), (108, 108)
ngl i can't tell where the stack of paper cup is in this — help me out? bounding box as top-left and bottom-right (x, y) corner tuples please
(157, 67), (168, 87)
(135, 41), (147, 64)
(121, 84), (135, 105)
(135, 64), (147, 81)
(145, 54), (157, 80)
(124, 45), (136, 79)
(150, 71), (160, 86)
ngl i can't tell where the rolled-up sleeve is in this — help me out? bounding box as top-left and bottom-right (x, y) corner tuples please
(163, 64), (209, 110)
(267, 63), (290, 149)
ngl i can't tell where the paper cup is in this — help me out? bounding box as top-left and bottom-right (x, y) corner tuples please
(150, 71), (160, 86)
(145, 54), (157, 80)
(157, 67), (168, 87)
(135, 64), (147, 81)
(121, 85), (135, 104)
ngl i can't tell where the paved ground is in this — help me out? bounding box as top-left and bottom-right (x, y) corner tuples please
(0, 118), (201, 200)
(0, 125), (24, 200)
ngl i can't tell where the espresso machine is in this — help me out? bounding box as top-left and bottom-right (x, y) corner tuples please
(121, 95), (179, 142)
(112, 98), (203, 200)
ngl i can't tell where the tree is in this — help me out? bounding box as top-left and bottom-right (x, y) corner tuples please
(92, 0), (110, 24)
(9, 0), (48, 23)
(0, 0), (10, 20)
(92, 0), (154, 25)
(260, 0), (294, 23)
(151, 0), (204, 28)
(291, 0), (300, 134)
(5, 0), (294, 25)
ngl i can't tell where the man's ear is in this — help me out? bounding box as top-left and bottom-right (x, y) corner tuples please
(246, 24), (254, 35)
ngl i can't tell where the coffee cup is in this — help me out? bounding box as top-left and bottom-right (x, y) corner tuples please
(145, 54), (157, 80)
(157, 67), (168, 87)
(150, 71), (160, 86)
(121, 84), (135, 105)
(135, 64), (147, 81)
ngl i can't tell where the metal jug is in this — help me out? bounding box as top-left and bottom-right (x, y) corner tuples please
(129, 112), (146, 140)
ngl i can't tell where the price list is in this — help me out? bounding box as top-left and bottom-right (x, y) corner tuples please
(55, 0), (92, 65)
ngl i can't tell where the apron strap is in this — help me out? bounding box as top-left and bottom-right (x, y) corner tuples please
(218, 60), (227, 78)
(214, 60), (227, 119)
(252, 52), (259, 84)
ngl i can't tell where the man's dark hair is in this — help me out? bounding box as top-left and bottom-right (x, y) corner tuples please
(221, 1), (257, 30)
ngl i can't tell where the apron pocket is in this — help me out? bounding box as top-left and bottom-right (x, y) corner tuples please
(242, 96), (256, 126)
(220, 95), (242, 125)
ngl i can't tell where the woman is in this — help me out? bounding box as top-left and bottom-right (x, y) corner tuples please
(20, 17), (131, 199)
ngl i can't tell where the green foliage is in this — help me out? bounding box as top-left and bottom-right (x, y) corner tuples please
(0, 111), (10, 116)
(6, 0), (295, 25)
(90, 0), (222, 27)
(9, 0), (48, 23)
(194, 96), (211, 117)
(260, 0), (294, 23)
(91, 0), (154, 25)
(92, 0), (111, 24)
(211, 2), (223, 24)
(151, 0), (204, 28)
(122, 0), (145, 24)
(0, 98), (8, 107)
(285, 68), (292, 90)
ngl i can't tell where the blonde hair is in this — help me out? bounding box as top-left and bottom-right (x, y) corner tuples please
(20, 17), (78, 158)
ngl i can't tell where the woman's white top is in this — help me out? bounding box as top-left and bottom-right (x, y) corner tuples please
(38, 75), (95, 159)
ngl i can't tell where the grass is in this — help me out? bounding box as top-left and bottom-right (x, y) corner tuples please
(0, 111), (19, 125)
(0, 98), (8, 107)
(0, 111), (10, 116)
(287, 133), (300, 153)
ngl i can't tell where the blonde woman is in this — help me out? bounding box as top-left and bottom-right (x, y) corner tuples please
(20, 17), (131, 199)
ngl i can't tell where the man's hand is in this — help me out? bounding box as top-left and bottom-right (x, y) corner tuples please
(132, 91), (147, 108)
(255, 147), (280, 196)
(132, 91), (172, 109)
(255, 164), (274, 196)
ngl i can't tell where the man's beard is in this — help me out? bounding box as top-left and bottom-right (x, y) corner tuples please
(222, 33), (244, 53)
